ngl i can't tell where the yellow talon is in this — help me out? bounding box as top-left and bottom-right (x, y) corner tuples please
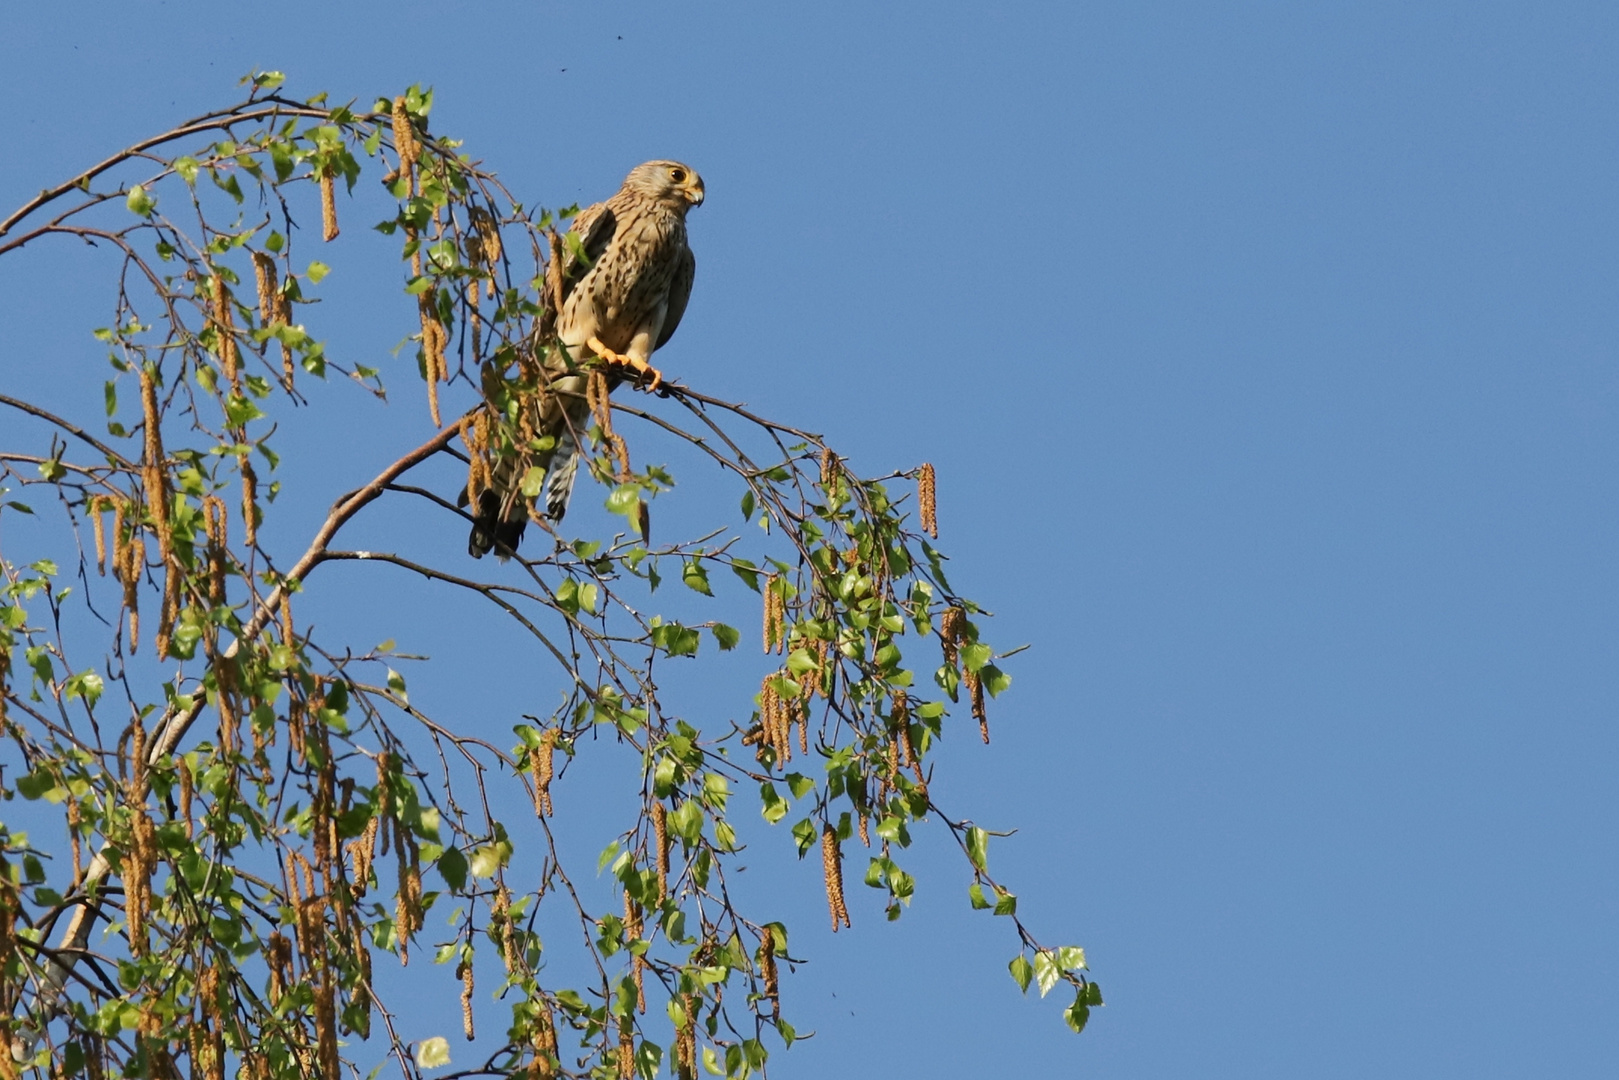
(587, 335), (663, 392)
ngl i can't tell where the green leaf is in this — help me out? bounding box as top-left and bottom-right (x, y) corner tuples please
(1064, 998), (1091, 1034)
(1055, 945), (1088, 972)
(682, 559), (713, 596)
(386, 668), (408, 704)
(605, 483), (641, 518)
(785, 773), (815, 800)
(729, 558), (760, 591)
(968, 882), (991, 909)
(1009, 954), (1034, 994)
(16, 769), (57, 801)
(960, 642), (992, 673)
(982, 664), (1012, 698)
(125, 185), (155, 217)
(710, 623), (740, 651)
(597, 840), (621, 874)
(306, 261), (331, 284)
(759, 782), (788, 824)
(63, 671), (104, 706)
(993, 888), (1017, 916)
(1085, 981), (1103, 1006)
(469, 844), (506, 877)
(669, 799), (703, 843)
(1033, 950), (1061, 997)
(790, 817), (817, 856)
(436, 846), (468, 891)
(650, 622), (700, 657)
(415, 1036), (451, 1068)
(965, 825), (989, 871)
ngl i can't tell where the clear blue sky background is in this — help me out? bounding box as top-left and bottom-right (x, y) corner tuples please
(3, 2), (1617, 1077)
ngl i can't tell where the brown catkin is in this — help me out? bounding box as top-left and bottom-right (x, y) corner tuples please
(469, 204), (502, 265)
(918, 462), (938, 538)
(137, 1009), (173, 1080)
(820, 446), (837, 491)
(531, 730), (555, 816)
(374, 752), (393, 853)
(316, 965), (339, 1080)
(212, 275), (240, 392)
(396, 849), (423, 963)
(858, 810), (871, 848)
(67, 798), (83, 887)
(939, 605), (965, 669)
(459, 961), (475, 1040)
(155, 558), (178, 659)
(759, 675), (786, 766)
(675, 994), (697, 1080)
(251, 251), (294, 387)
(811, 636), (832, 699)
(758, 929), (780, 1020)
(241, 456), (258, 546)
(545, 229), (566, 324)
(821, 823), (850, 931)
(266, 932), (291, 1004)
(202, 495), (227, 604)
(652, 801), (670, 902)
(392, 97), (419, 177)
(617, 1019), (635, 1080)
(762, 575), (785, 654)
(532, 998), (560, 1079)
(970, 669), (989, 744)
(138, 367), (170, 559)
(251, 251), (277, 324)
(126, 811), (154, 954)
(460, 415), (485, 507)
(587, 368), (613, 436)
(421, 294), (445, 427)
(177, 757), (194, 839)
(279, 590), (295, 645)
(608, 432), (632, 483)
(320, 169), (339, 242)
(493, 888), (519, 975)
(625, 890), (646, 1013)
(125, 534), (144, 651)
(90, 497), (107, 575)
(349, 816), (379, 894)
(111, 499), (126, 580)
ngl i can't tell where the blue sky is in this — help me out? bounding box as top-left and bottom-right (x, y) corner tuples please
(3, 2), (1617, 1077)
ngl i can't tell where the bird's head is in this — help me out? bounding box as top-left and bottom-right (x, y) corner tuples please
(623, 160), (705, 211)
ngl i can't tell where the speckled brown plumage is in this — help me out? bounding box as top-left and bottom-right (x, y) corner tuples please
(468, 161), (702, 558)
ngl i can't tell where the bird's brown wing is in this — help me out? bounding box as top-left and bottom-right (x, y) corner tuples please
(655, 243), (696, 351)
(559, 199), (618, 304)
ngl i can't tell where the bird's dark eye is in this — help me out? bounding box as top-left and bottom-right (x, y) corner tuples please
(669, 168), (687, 183)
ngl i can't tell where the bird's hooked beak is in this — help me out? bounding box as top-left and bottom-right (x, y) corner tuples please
(683, 183), (705, 207)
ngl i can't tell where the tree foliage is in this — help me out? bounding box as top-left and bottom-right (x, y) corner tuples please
(0, 75), (1095, 1080)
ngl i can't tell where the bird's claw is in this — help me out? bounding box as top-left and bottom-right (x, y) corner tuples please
(587, 336), (663, 392)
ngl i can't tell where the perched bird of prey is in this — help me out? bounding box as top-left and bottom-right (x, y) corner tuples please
(468, 160), (703, 558)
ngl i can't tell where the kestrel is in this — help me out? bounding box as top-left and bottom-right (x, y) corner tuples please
(468, 160), (703, 558)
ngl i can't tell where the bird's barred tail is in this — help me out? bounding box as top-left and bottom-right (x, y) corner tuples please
(467, 417), (584, 560)
(543, 426), (581, 521)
